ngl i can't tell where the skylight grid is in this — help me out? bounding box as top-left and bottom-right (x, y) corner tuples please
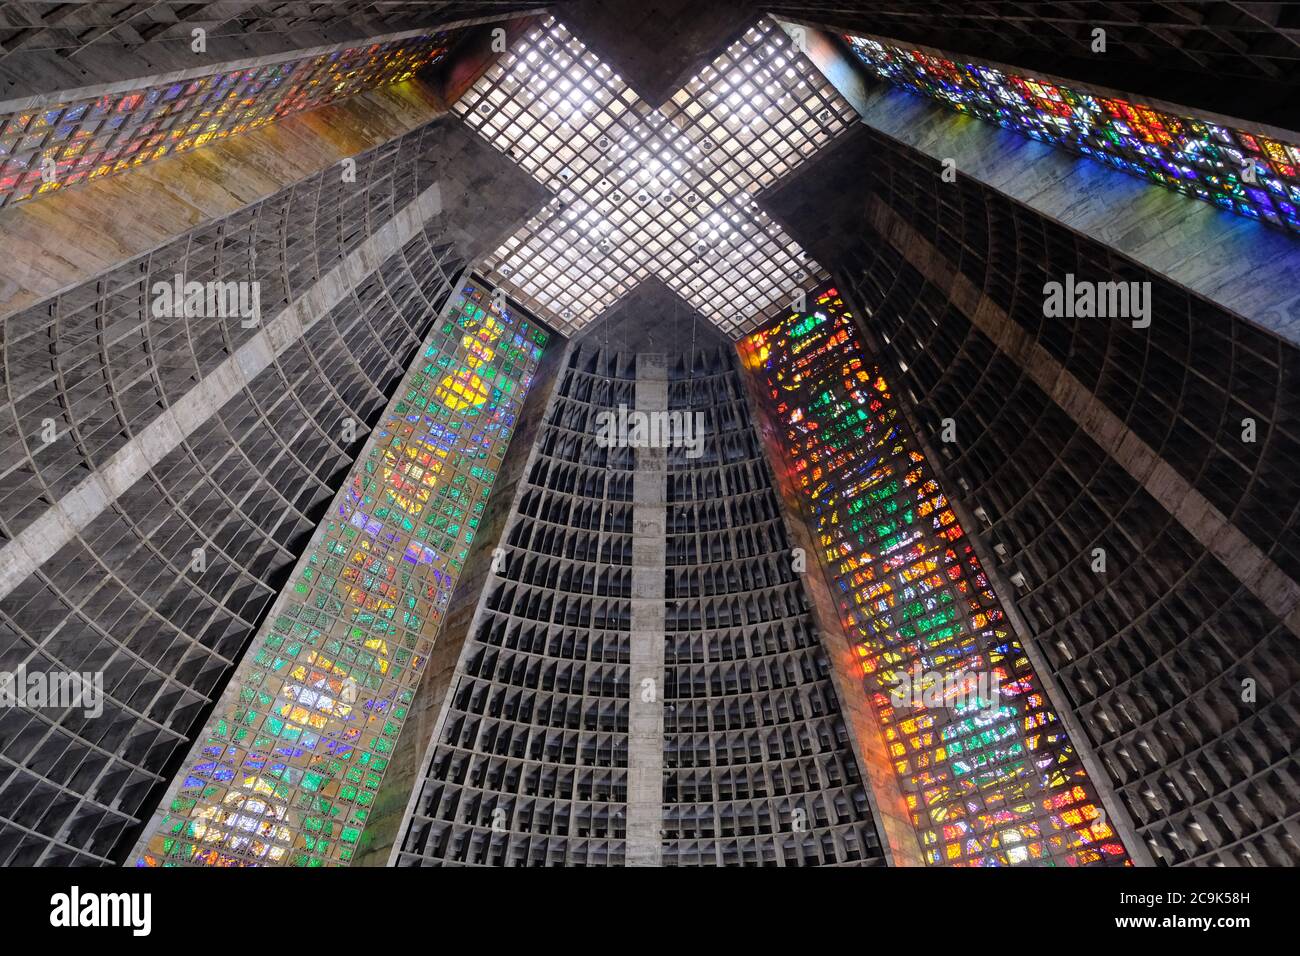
(454, 15), (856, 338)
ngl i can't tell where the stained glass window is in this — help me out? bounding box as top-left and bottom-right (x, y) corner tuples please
(739, 288), (1130, 866)
(0, 34), (455, 209)
(135, 280), (548, 866)
(843, 33), (1300, 236)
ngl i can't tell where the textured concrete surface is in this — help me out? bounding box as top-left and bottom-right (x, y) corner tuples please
(0, 79), (449, 319)
(0, 182), (445, 603)
(0, 81), (552, 321)
(575, 277), (732, 355)
(560, 0), (755, 106)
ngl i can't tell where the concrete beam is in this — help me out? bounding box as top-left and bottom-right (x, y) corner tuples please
(626, 353), (668, 866)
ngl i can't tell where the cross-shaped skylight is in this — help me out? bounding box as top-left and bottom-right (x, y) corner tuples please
(455, 15), (858, 338)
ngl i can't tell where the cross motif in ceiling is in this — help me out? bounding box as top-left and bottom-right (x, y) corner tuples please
(453, 15), (859, 339)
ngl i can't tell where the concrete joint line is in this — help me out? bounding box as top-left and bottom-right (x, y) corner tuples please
(0, 180), (445, 603)
(867, 195), (1300, 638)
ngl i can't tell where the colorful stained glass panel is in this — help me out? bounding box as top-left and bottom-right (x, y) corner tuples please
(740, 288), (1130, 866)
(135, 280), (548, 867)
(0, 34), (454, 209)
(843, 33), (1300, 236)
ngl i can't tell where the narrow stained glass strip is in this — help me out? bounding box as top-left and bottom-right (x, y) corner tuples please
(843, 33), (1300, 236)
(136, 280), (548, 867)
(0, 34), (455, 209)
(739, 287), (1130, 866)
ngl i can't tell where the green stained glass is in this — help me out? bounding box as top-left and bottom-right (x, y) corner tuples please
(136, 280), (547, 868)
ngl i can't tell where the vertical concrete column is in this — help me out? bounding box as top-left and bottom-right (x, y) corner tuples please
(626, 353), (667, 866)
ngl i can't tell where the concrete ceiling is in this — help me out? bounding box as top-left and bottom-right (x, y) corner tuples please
(573, 275), (732, 354)
(559, 0), (756, 107)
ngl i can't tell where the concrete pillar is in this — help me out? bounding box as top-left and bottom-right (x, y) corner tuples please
(626, 353), (667, 866)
